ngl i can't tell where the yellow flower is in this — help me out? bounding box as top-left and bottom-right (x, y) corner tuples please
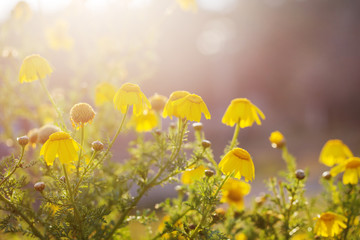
(11, 1), (32, 21)
(149, 93), (168, 112)
(40, 132), (79, 166)
(314, 212), (347, 237)
(290, 233), (310, 240)
(158, 216), (185, 240)
(167, 93), (211, 122)
(269, 131), (285, 148)
(177, 0), (197, 12)
(162, 91), (190, 119)
(222, 98), (265, 128)
(45, 20), (74, 50)
(95, 82), (116, 106)
(235, 233), (247, 240)
(330, 157), (360, 184)
(130, 109), (158, 132)
(19, 54), (53, 83)
(221, 178), (251, 210)
(319, 139), (353, 167)
(113, 82), (151, 116)
(181, 165), (208, 184)
(218, 148), (255, 182)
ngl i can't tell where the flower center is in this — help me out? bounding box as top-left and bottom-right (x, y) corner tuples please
(227, 189), (243, 202)
(187, 95), (202, 104)
(232, 98), (250, 105)
(320, 213), (335, 221)
(49, 132), (71, 141)
(233, 148), (250, 161)
(346, 158), (360, 169)
(121, 83), (140, 93)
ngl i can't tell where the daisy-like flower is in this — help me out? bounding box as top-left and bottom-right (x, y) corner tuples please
(269, 131), (286, 149)
(314, 212), (347, 237)
(330, 157), (360, 184)
(45, 20), (74, 50)
(40, 132), (79, 166)
(162, 91), (190, 119)
(130, 109), (158, 132)
(149, 93), (168, 113)
(235, 233), (247, 240)
(113, 82), (151, 116)
(165, 93), (211, 122)
(221, 178), (251, 210)
(222, 98), (265, 128)
(319, 139), (353, 167)
(218, 148), (255, 182)
(181, 165), (208, 184)
(95, 82), (116, 106)
(19, 54), (53, 83)
(70, 103), (96, 128)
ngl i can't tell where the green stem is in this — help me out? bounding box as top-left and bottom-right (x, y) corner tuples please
(73, 151), (97, 196)
(63, 164), (84, 239)
(76, 123), (85, 177)
(39, 78), (66, 130)
(96, 106), (128, 167)
(229, 123), (240, 150)
(0, 193), (45, 240)
(0, 147), (25, 187)
(104, 119), (188, 240)
(190, 173), (232, 239)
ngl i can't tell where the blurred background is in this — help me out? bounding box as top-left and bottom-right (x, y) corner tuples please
(1, 0), (360, 205)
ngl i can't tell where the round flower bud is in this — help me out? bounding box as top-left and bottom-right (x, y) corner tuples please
(204, 169), (214, 178)
(59, 176), (66, 183)
(37, 124), (60, 144)
(269, 131), (286, 149)
(70, 103), (95, 128)
(201, 140), (211, 149)
(34, 182), (45, 192)
(27, 128), (38, 146)
(92, 140), (104, 151)
(295, 169), (305, 180)
(17, 136), (29, 147)
(154, 129), (162, 136)
(192, 122), (203, 131)
(322, 171), (331, 180)
(170, 122), (176, 129)
(149, 93), (167, 112)
(188, 224), (196, 230)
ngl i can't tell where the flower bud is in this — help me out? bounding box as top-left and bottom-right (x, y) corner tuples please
(38, 124), (60, 144)
(322, 171), (331, 180)
(269, 131), (286, 149)
(92, 140), (104, 151)
(188, 224), (196, 230)
(34, 182), (45, 192)
(149, 93), (167, 112)
(204, 169), (214, 178)
(17, 136), (29, 147)
(154, 129), (162, 136)
(192, 122), (203, 131)
(295, 169), (305, 180)
(59, 176), (65, 183)
(201, 140), (211, 149)
(169, 122), (176, 129)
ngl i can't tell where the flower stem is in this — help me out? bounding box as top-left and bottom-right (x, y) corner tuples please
(39, 77), (66, 130)
(63, 164), (84, 239)
(76, 123), (85, 177)
(0, 193), (45, 240)
(0, 147), (25, 187)
(229, 123), (240, 150)
(97, 106), (128, 166)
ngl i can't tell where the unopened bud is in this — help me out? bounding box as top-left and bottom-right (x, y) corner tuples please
(201, 140), (211, 149)
(189, 224), (196, 230)
(192, 122), (203, 131)
(169, 122), (176, 129)
(59, 176), (66, 183)
(205, 169), (214, 178)
(322, 171), (331, 180)
(92, 141), (104, 151)
(295, 169), (305, 180)
(17, 136), (29, 147)
(154, 129), (162, 136)
(34, 182), (45, 192)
